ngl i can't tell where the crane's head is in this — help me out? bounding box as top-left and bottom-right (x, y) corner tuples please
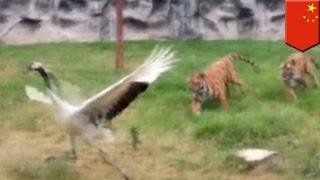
(28, 61), (45, 72)
(27, 61), (58, 89)
(27, 61), (53, 77)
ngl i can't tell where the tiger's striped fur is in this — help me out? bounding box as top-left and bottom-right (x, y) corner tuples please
(188, 53), (258, 114)
(280, 53), (320, 100)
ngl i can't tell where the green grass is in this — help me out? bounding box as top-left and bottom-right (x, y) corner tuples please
(6, 159), (76, 180)
(2, 40), (320, 179)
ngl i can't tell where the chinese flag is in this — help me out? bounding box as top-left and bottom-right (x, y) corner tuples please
(286, 0), (319, 51)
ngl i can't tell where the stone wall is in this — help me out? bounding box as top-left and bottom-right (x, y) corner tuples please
(0, 0), (285, 44)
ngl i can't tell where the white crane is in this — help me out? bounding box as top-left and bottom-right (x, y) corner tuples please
(25, 46), (177, 179)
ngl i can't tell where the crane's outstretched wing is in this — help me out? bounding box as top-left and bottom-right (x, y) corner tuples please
(58, 79), (85, 104)
(78, 46), (177, 124)
(25, 85), (52, 105)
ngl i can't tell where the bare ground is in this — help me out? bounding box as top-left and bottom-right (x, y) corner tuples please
(0, 124), (285, 180)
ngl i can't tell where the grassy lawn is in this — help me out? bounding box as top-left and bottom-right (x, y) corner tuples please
(1, 40), (320, 179)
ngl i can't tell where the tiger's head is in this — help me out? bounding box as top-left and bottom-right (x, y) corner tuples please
(280, 61), (295, 80)
(187, 73), (207, 93)
(280, 59), (301, 87)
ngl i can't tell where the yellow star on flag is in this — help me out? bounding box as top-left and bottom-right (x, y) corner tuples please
(307, 3), (316, 13)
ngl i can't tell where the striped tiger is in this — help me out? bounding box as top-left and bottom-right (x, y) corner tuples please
(280, 53), (320, 100)
(187, 53), (258, 114)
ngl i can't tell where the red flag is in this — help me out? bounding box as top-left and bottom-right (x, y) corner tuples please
(285, 0), (319, 51)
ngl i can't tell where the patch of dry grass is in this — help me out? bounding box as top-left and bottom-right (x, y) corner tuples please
(0, 63), (18, 81)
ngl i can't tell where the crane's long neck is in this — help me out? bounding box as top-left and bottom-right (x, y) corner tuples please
(36, 68), (74, 121)
(36, 68), (59, 90)
(36, 67), (52, 89)
(47, 90), (76, 122)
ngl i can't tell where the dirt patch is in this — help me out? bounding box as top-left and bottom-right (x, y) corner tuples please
(0, 127), (285, 180)
(0, 63), (18, 81)
(0, 130), (182, 180)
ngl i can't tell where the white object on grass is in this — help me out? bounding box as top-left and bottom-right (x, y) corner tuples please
(236, 148), (277, 164)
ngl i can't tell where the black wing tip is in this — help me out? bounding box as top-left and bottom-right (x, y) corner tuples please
(105, 82), (149, 120)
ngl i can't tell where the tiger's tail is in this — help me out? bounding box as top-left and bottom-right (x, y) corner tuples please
(229, 53), (260, 73)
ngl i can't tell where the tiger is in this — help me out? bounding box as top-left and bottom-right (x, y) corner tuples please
(280, 53), (320, 100)
(187, 53), (259, 114)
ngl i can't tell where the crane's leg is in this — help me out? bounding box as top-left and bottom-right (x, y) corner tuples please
(69, 134), (77, 160)
(98, 148), (129, 180)
(83, 135), (129, 180)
